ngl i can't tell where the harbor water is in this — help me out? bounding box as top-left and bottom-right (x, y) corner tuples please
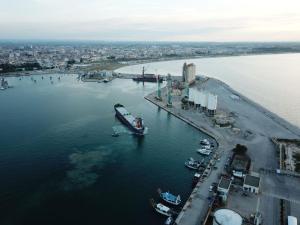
(116, 53), (300, 128)
(0, 75), (213, 225)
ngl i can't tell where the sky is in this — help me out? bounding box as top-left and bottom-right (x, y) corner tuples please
(0, 0), (300, 41)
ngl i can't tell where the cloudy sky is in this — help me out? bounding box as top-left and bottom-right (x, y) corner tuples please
(1, 0), (300, 41)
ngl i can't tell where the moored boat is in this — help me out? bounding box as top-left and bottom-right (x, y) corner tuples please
(114, 103), (145, 135)
(150, 199), (174, 217)
(197, 148), (212, 156)
(165, 216), (174, 225)
(185, 157), (201, 170)
(158, 188), (181, 205)
(200, 138), (210, 146)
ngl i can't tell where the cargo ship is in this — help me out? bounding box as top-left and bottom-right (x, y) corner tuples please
(132, 67), (163, 83)
(114, 103), (145, 135)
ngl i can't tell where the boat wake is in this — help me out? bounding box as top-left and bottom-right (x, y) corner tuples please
(112, 125), (149, 136)
(112, 125), (133, 135)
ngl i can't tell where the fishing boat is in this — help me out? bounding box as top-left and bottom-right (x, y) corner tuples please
(185, 157), (201, 170)
(197, 148), (212, 156)
(114, 103), (145, 135)
(157, 188), (181, 205)
(150, 199), (174, 217)
(200, 138), (210, 146)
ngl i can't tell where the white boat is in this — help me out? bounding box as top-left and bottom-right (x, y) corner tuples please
(185, 157), (201, 170)
(200, 138), (210, 146)
(202, 145), (211, 149)
(165, 216), (174, 225)
(155, 203), (172, 216)
(150, 199), (173, 217)
(197, 148), (212, 156)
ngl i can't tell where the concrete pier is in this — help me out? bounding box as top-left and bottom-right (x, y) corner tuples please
(144, 77), (300, 225)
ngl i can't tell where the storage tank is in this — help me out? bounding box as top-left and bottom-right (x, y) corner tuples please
(213, 209), (243, 225)
(288, 216), (297, 225)
(188, 88), (195, 103)
(199, 92), (207, 109)
(207, 93), (218, 116)
(194, 90), (201, 106)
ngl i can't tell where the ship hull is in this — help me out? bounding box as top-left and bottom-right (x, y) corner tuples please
(132, 77), (163, 83)
(114, 107), (145, 135)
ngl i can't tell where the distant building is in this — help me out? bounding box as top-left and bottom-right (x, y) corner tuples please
(182, 63), (196, 84)
(243, 173), (261, 194)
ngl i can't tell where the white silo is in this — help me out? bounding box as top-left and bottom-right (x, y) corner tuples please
(194, 90), (201, 107)
(199, 92), (207, 109)
(188, 88), (195, 103)
(213, 209), (243, 225)
(207, 93), (218, 116)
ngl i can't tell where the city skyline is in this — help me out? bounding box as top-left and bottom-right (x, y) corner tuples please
(1, 0), (300, 41)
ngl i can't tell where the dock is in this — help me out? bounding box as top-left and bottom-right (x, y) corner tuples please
(145, 87), (232, 225)
(144, 76), (300, 225)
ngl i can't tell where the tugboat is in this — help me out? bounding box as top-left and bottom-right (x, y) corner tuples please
(185, 157), (201, 170)
(158, 188), (181, 205)
(150, 199), (174, 217)
(114, 104), (145, 135)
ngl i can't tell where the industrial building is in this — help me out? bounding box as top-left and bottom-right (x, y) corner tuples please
(213, 208), (243, 225)
(182, 62), (196, 85)
(243, 173), (261, 194)
(217, 177), (232, 202)
(230, 153), (251, 178)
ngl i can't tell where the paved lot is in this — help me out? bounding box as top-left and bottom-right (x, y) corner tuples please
(227, 187), (259, 218)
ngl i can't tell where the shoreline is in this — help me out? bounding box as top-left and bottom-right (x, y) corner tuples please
(2, 52), (300, 78)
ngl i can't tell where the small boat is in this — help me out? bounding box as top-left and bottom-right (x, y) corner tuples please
(112, 133), (119, 137)
(185, 157), (201, 170)
(197, 148), (212, 156)
(165, 217), (174, 225)
(193, 173), (201, 184)
(200, 138), (210, 146)
(158, 188), (181, 205)
(150, 199), (174, 217)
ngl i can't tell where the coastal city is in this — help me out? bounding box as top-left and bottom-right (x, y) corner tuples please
(1, 42), (300, 75)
